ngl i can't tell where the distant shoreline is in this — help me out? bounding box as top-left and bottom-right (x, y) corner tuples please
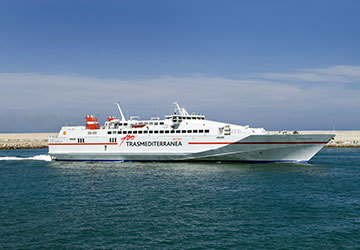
(0, 131), (359, 150)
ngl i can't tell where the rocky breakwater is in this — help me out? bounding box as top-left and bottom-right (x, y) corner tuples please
(0, 133), (57, 150)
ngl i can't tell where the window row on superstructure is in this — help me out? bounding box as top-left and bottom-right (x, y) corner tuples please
(166, 116), (205, 121)
(114, 121), (165, 126)
(107, 129), (210, 135)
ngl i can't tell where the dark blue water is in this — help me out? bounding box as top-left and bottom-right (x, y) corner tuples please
(1, 148), (360, 249)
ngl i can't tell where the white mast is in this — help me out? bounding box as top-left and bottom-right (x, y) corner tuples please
(115, 102), (126, 121)
(173, 101), (189, 116)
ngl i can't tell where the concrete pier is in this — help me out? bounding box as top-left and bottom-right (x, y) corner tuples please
(0, 131), (359, 149)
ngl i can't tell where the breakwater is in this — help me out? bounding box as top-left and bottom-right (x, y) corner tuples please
(0, 131), (359, 149)
(0, 133), (57, 149)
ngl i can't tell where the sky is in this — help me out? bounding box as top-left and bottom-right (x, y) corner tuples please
(1, 0), (359, 132)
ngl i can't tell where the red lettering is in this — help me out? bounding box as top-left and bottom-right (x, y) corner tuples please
(120, 134), (135, 146)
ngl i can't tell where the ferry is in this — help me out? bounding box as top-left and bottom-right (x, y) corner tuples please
(48, 102), (334, 163)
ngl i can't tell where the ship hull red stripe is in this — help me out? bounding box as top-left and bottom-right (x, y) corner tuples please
(188, 142), (328, 145)
(49, 143), (117, 146)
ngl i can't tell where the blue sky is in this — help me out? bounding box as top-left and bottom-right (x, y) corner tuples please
(1, 0), (359, 132)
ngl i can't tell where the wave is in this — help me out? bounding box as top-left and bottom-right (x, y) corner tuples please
(0, 154), (52, 161)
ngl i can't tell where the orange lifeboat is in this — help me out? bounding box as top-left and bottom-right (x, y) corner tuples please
(131, 124), (146, 128)
(107, 116), (116, 122)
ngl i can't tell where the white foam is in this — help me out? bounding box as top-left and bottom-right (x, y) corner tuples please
(0, 154), (52, 162)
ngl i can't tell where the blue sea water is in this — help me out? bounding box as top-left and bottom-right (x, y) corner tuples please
(0, 148), (360, 249)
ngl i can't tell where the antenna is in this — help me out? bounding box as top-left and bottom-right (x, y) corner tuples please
(115, 102), (126, 121)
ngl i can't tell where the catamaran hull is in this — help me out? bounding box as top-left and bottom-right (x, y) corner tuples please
(50, 134), (334, 163)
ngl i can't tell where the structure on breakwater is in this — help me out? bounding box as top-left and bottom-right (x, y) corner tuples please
(0, 131), (359, 150)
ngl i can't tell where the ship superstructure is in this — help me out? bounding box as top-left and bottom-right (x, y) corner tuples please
(49, 102), (334, 163)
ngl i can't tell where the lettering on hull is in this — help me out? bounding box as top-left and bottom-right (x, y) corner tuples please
(126, 141), (183, 147)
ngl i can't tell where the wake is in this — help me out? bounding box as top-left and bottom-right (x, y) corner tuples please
(0, 155), (52, 162)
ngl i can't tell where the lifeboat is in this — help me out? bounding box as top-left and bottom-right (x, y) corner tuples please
(131, 124), (146, 128)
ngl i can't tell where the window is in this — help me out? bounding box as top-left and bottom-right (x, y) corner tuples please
(205, 130), (210, 133)
(124, 123), (128, 126)
(109, 138), (117, 143)
(193, 130), (198, 133)
(186, 117), (191, 120)
(176, 130), (181, 133)
(154, 130), (159, 134)
(160, 122), (164, 125)
(144, 122), (148, 125)
(182, 130), (186, 133)
(170, 130), (175, 133)
(112, 131), (117, 134)
(138, 131), (143, 134)
(133, 131), (137, 134)
(118, 131), (121, 134)
(143, 131), (148, 134)
(165, 130), (170, 134)
(128, 131), (132, 134)
(199, 130), (204, 133)
(149, 131), (153, 134)
(187, 130), (192, 133)
(77, 138), (85, 143)
(149, 122), (153, 125)
(159, 130), (164, 134)
(107, 131), (111, 134)
(154, 122), (158, 125)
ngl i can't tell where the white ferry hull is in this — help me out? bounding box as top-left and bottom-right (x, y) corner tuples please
(49, 134), (333, 163)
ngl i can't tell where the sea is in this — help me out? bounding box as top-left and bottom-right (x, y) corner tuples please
(1, 148), (360, 249)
